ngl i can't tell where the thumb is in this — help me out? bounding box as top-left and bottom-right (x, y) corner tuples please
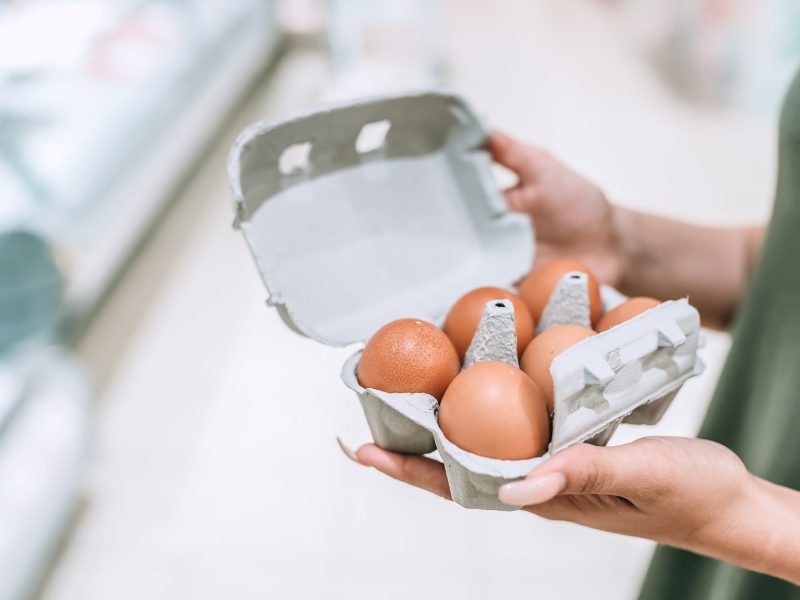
(499, 443), (641, 507)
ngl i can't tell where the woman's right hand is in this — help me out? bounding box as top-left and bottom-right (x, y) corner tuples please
(488, 131), (625, 287)
(346, 436), (800, 585)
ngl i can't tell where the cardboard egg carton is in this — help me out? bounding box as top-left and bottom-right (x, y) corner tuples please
(341, 288), (702, 511)
(227, 90), (704, 511)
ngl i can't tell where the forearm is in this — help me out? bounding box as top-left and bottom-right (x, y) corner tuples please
(612, 207), (765, 328)
(681, 475), (800, 584)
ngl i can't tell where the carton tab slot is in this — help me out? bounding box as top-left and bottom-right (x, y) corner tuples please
(356, 119), (392, 154)
(279, 141), (312, 175)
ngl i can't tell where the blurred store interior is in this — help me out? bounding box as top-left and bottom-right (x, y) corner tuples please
(1, 1), (798, 598)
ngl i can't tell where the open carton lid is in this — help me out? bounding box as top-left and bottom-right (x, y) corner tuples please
(228, 90), (533, 346)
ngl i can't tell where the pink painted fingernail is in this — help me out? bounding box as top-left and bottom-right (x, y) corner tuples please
(498, 472), (567, 506)
(336, 437), (363, 465)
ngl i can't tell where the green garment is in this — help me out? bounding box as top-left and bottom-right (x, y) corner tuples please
(639, 71), (800, 598)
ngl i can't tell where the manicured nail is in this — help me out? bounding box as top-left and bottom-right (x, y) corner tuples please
(336, 437), (362, 465)
(499, 472), (567, 506)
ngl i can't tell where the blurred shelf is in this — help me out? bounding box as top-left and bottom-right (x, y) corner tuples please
(0, 1), (285, 334)
(0, 3), (286, 598)
(61, 3), (284, 330)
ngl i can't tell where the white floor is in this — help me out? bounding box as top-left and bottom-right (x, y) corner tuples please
(41, 2), (777, 599)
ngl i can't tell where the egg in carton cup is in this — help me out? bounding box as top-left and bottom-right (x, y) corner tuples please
(227, 90), (704, 511)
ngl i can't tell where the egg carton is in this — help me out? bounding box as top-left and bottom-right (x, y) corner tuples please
(227, 90), (704, 511)
(342, 286), (702, 511)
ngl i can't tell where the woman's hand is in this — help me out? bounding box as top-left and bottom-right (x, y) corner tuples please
(488, 132), (624, 286)
(488, 131), (765, 326)
(498, 437), (751, 546)
(341, 436), (800, 584)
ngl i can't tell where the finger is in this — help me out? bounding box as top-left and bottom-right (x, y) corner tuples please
(523, 492), (634, 522)
(504, 186), (524, 212)
(487, 131), (530, 173)
(499, 472), (566, 506)
(524, 495), (573, 520)
(503, 184), (538, 212)
(499, 443), (643, 506)
(523, 494), (587, 520)
(355, 444), (451, 500)
(336, 437), (362, 464)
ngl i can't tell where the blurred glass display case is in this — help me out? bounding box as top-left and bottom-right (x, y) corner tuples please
(0, 1), (282, 597)
(0, 0), (281, 323)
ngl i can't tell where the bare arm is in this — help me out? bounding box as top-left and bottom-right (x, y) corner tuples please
(612, 208), (766, 328)
(488, 132), (767, 328)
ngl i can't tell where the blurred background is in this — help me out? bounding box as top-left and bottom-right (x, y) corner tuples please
(1, 0), (798, 598)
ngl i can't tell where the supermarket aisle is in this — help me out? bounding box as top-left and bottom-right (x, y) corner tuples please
(40, 2), (775, 599)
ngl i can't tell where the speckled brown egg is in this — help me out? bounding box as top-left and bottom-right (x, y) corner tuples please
(358, 318), (460, 400)
(520, 324), (595, 413)
(518, 259), (603, 327)
(438, 361), (549, 460)
(443, 287), (535, 361)
(597, 297), (660, 332)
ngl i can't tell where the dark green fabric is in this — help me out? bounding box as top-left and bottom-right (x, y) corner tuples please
(639, 71), (800, 599)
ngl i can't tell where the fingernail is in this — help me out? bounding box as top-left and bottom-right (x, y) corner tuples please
(336, 437), (362, 465)
(499, 472), (567, 506)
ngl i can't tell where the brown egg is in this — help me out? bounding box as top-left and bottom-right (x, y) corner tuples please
(596, 297), (660, 332)
(520, 324), (595, 413)
(443, 287), (535, 361)
(518, 259), (603, 326)
(358, 319), (460, 400)
(438, 361), (549, 459)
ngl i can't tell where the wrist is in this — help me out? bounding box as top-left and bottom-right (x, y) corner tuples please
(693, 474), (800, 584)
(745, 477), (800, 584)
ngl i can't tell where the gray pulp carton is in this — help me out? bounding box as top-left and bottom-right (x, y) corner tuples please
(228, 90), (704, 511)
